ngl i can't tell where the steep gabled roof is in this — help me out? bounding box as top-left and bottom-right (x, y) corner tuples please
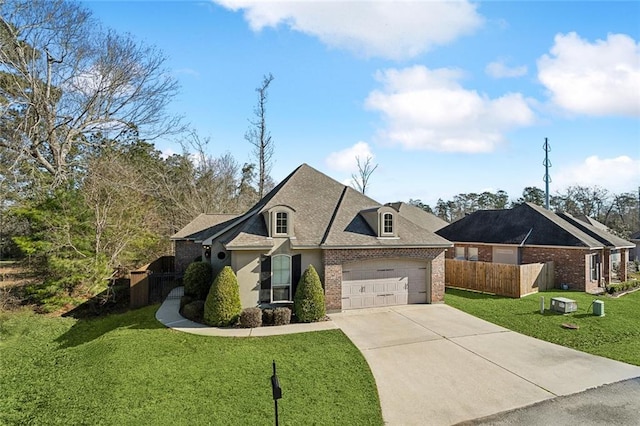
(171, 214), (239, 241)
(321, 187), (451, 247)
(436, 203), (604, 248)
(386, 202), (449, 232)
(202, 163), (451, 249)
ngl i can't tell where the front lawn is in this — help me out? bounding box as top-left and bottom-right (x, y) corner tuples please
(0, 305), (382, 425)
(445, 288), (640, 366)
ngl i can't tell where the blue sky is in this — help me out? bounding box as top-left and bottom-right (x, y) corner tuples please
(84, 0), (639, 206)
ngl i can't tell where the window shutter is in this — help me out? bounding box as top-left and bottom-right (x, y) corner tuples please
(260, 255), (271, 303)
(291, 254), (302, 299)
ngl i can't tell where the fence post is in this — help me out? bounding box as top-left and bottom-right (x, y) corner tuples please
(130, 270), (150, 308)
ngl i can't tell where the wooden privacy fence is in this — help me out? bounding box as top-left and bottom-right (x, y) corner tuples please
(445, 259), (554, 298)
(130, 256), (180, 308)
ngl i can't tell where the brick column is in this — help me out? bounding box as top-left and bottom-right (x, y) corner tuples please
(602, 250), (611, 284)
(619, 248), (628, 282)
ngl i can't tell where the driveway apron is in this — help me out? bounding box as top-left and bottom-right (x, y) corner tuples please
(329, 304), (640, 426)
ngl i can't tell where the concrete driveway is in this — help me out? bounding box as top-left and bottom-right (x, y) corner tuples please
(329, 304), (640, 426)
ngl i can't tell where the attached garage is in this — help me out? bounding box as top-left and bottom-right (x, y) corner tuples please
(341, 259), (431, 309)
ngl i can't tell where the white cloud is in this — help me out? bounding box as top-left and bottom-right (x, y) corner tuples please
(365, 65), (535, 153)
(486, 59), (527, 78)
(212, 0), (483, 60)
(325, 141), (374, 172)
(554, 155), (640, 193)
(538, 32), (640, 117)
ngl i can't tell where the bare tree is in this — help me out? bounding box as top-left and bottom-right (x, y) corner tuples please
(0, 0), (181, 186)
(245, 73), (274, 199)
(351, 156), (378, 195)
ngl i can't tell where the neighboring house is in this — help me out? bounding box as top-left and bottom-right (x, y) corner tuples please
(436, 203), (634, 293)
(172, 164), (452, 311)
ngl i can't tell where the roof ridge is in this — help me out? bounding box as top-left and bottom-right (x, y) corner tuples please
(321, 185), (348, 245)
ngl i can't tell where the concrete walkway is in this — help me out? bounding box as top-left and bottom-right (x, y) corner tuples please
(329, 304), (640, 426)
(155, 287), (337, 337)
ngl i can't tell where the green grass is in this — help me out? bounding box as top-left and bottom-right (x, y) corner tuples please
(445, 288), (640, 366)
(0, 306), (382, 425)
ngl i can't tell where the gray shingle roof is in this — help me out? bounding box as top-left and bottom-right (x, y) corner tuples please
(558, 212), (634, 249)
(436, 203), (633, 249)
(171, 214), (238, 241)
(386, 202), (449, 232)
(205, 163), (451, 249)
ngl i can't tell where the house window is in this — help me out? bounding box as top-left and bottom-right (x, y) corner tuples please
(272, 254), (291, 301)
(383, 213), (393, 234)
(468, 247), (478, 261)
(275, 212), (288, 235)
(455, 247), (465, 260)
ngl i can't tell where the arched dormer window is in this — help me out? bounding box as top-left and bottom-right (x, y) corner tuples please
(263, 205), (295, 237)
(383, 212), (394, 235)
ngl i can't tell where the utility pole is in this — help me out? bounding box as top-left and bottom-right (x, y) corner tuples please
(543, 138), (551, 210)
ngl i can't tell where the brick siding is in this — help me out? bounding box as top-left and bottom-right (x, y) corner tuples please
(521, 247), (598, 292)
(446, 243), (492, 262)
(174, 240), (203, 273)
(322, 248), (447, 311)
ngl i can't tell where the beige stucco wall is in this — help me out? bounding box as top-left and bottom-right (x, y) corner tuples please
(232, 250), (263, 308)
(230, 241), (324, 309)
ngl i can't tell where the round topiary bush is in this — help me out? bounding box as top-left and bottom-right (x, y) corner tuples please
(293, 265), (326, 322)
(262, 308), (275, 326)
(183, 261), (213, 299)
(182, 300), (205, 323)
(240, 307), (262, 328)
(273, 307), (292, 326)
(204, 266), (242, 327)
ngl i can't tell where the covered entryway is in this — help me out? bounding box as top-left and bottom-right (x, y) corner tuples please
(341, 259), (430, 309)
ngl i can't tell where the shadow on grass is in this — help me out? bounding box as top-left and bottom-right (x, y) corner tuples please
(56, 283), (165, 349)
(445, 288), (505, 300)
(56, 304), (165, 349)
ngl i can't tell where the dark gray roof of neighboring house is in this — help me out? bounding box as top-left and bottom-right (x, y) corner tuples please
(205, 163), (452, 249)
(386, 202), (449, 232)
(436, 203), (605, 248)
(630, 230), (640, 241)
(171, 214), (239, 241)
(558, 212), (634, 249)
(573, 214), (609, 231)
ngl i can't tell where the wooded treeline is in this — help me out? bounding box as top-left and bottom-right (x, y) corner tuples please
(0, 1), (263, 309)
(410, 185), (639, 238)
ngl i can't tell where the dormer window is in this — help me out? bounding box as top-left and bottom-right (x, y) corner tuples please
(264, 205), (295, 238)
(275, 212), (288, 235)
(383, 212), (393, 234)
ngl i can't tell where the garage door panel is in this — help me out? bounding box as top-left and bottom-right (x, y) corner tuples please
(341, 259), (431, 310)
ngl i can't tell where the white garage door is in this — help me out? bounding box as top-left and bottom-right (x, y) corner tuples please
(341, 259), (431, 310)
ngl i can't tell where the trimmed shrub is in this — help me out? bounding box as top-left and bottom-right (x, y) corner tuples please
(182, 300), (205, 323)
(262, 308), (275, 326)
(180, 295), (194, 310)
(273, 307), (291, 326)
(293, 265), (326, 322)
(204, 266), (242, 327)
(183, 261), (213, 299)
(240, 307), (263, 328)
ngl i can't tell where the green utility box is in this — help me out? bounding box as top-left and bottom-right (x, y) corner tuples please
(593, 300), (605, 317)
